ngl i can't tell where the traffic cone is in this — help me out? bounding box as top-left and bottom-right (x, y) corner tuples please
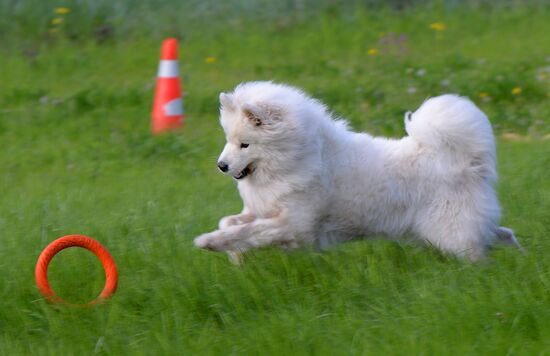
(151, 38), (184, 134)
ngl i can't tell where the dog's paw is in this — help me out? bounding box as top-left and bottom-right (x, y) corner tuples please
(194, 235), (207, 249)
(194, 231), (227, 251)
(227, 251), (245, 265)
(219, 216), (239, 229)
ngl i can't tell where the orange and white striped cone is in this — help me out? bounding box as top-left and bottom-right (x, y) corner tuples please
(151, 38), (185, 134)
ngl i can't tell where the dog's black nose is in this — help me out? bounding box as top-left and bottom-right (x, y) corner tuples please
(217, 161), (229, 173)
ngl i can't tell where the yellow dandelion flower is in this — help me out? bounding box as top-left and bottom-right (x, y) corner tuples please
(478, 92), (489, 98)
(378, 32), (386, 38)
(511, 87), (522, 95)
(367, 48), (379, 56)
(547, 92), (550, 98)
(55, 7), (71, 14)
(430, 22), (446, 31)
(205, 56), (217, 64)
(51, 18), (63, 25)
(49, 28), (60, 34)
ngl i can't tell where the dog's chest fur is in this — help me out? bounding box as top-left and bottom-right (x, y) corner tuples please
(238, 180), (285, 218)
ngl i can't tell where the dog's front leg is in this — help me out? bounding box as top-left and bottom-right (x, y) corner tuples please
(218, 209), (256, 229)
(194, 215), (300, 252)
(216, 209), (257, 265)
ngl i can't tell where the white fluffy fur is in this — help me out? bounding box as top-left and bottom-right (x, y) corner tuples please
(194, 81), (519, 261)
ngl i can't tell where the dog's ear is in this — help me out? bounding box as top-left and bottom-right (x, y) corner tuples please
(243, 104), (263, 126)
(220, 93), (236, 111)
(243, 103), (282, 127)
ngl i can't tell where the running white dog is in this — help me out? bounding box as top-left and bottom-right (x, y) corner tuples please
(194, 81), (519, 260)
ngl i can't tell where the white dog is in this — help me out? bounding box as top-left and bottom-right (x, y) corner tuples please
(194, 81), (520, 261)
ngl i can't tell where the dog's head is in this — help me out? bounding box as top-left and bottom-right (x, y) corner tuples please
(215, 82), (310, 181)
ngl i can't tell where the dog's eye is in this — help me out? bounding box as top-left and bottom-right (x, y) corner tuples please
(240, 143), (249, 149)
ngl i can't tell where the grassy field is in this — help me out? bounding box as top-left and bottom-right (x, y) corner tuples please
(1, 2), (550, 354)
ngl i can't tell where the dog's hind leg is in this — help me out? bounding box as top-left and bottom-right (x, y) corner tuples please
(495, 226), (524, 253)
(314, 230), (353, 251)
(415, 201), (494, 261)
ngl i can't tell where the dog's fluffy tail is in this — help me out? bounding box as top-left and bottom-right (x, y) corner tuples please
(405, 94), (497, 181)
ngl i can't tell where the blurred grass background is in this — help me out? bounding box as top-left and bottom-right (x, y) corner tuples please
(0, 0), (549, 354)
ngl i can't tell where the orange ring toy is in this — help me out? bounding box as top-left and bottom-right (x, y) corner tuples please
(35, 235), (118, 306)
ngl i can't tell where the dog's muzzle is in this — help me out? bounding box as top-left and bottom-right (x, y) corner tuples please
(217, 161), (229, 173)
(233, 165), (252, 180)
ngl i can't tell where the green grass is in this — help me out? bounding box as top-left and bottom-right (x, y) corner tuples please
(1, 2), (550, 354)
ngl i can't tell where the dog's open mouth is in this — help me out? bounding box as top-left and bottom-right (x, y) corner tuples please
(234, 164), (254, 180)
